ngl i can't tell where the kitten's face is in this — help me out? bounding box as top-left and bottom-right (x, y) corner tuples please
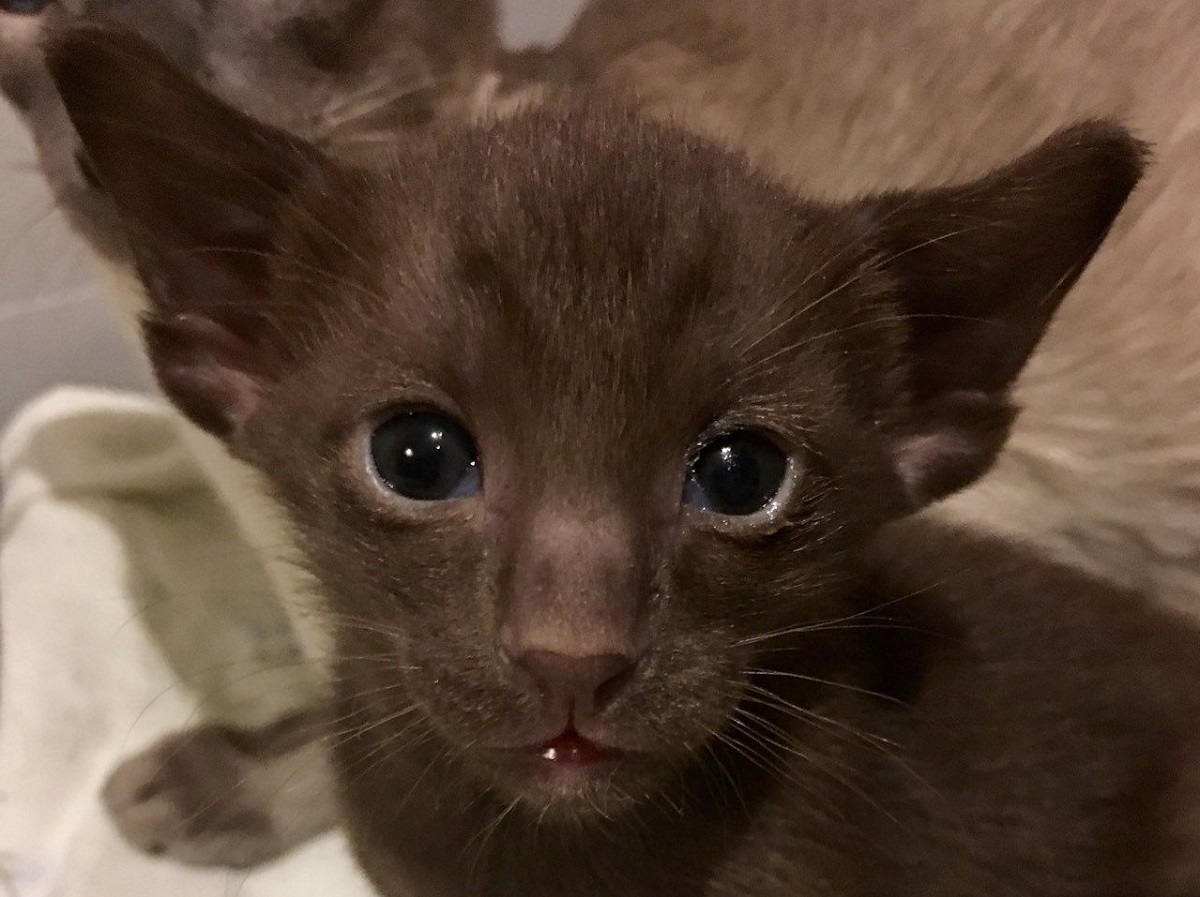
(0, 0), (496, 259)
(47, 28), (1142, 820)
(241, 115), (907, 809)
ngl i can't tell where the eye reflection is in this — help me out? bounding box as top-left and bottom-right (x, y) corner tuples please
(369, 411), (480, 502)
(684, 430), (790, 516)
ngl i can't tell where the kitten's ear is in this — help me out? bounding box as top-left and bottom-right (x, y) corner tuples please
(863, 121), (1146, 507)
(45, 25), (328, 441)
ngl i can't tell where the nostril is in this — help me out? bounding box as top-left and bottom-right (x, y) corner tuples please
(513, 650), (636, 715)
(592, 662), (634, 712)
(0, 0), (49, 15)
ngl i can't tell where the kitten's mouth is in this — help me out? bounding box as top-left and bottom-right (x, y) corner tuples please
(480, 726), (640, 808)
(532, 728), (623, 767)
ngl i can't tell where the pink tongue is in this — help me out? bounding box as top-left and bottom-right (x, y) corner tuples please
(537, 730), (619, 765)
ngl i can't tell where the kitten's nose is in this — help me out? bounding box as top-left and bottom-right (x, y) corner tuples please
(513, 650), (635, 717)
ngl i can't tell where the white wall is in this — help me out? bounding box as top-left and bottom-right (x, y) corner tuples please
(0, 101), (146, 425)
(500, 0), (586, 47)
(0, 0), (588, 426)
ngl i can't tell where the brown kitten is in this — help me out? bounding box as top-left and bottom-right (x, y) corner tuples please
(47, 24), (1200, 897)
(15, 0), (1200, 872)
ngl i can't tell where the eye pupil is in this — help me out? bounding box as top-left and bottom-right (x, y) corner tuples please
(685, 431), (788, 516)
(370, 412), (480, 501)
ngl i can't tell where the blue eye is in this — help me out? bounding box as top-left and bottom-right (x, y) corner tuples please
(370, 411), (480, 501)
(684, 431), (789, 516)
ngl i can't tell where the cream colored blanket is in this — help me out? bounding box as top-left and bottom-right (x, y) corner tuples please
(0, 387), (374, 897)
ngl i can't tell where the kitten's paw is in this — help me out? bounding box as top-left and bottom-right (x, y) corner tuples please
(103, 725), (284, 868)
(103, 713), (335, 869)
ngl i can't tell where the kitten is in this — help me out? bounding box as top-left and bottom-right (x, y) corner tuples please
(46, 23), (1200, 897)
(10, 0), (1200, 880)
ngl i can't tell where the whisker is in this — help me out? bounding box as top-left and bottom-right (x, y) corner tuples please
(733, 587), (934, 649)
(742, 668), (912, 710)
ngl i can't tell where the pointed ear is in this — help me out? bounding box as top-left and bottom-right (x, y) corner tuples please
(45, 25), (329, 441)
(862, 121), (1147, 507)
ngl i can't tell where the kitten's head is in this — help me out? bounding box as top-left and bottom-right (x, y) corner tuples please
(48, 28), (1144, 818)
(0, 0), (497, 260)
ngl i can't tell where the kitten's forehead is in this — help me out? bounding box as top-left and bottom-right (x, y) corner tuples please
(377, 105), (859, 333)
(312, 106), (877, 468)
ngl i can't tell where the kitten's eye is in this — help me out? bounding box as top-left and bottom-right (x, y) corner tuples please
(684, 431), (790, 516)
(370, 411), (480, 501)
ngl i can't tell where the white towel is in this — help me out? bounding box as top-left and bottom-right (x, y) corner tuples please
(0, 387), (375, 897)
